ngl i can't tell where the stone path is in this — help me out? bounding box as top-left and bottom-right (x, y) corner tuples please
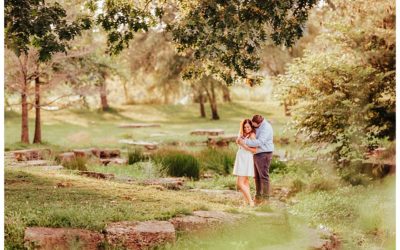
(5, 150), (63, 170)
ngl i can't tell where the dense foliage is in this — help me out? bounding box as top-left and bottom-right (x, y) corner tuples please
(275, 0), (395, 162)
(169, 0), (317, 84)
(5, 0), (92, 61)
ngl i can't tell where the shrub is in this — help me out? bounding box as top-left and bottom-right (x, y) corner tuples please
(270, 158), (288, 174)
(128, 148), (148, 165)
(197, 148), (235, 175)
(153, 150), (200, 180)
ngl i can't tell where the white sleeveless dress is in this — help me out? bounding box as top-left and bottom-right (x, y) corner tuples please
(233, 137), (255, 177)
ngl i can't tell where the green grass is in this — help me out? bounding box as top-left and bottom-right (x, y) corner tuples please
(5, 168), (237, 249)
(289, 176), (396, 249)
(5, 101), (291, 150)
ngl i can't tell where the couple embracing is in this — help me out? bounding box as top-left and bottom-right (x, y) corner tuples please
(233, 115), (274, 207)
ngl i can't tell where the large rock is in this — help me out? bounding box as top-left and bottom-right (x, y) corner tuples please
(192, 210), (242, 224)
(91, 149), (121, 159)
(104, 221), (175, 250)
(13, 149), (51, 161)
(207, 134), (237, 147)
(169, 215), (216, 232)
(118, 140), (158, 150)
(140, 178), (185, 190)
(24, 227), (104, 250)
(73, 149), (96, 158)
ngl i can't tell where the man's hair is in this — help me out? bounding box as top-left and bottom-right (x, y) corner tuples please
(252, 115), (264, 124)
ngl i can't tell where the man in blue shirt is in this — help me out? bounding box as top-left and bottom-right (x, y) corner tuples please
(238, 114), (274, 204)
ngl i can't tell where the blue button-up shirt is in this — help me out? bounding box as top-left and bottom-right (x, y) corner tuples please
(245, 120), (274, 154)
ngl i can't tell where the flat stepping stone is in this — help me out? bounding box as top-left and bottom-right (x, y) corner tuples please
(91, 149), (121, 159)
(119, 140), (158, 150)
(73, 148), (96, 158)
(12, 148), (51, 161)
(190, 129), (224, 136)
(100, 158), (128, 166)
(189, 189), (242, 199)
(79, 171), (115, 180)
(207, 134), (238, 147)
(169, 215), (213, 232)
(24, 227), (104, 250)
(140, 178), (185, 190)
(192, 210), (243, 223)
(118, 123), (161, 128)
(105, 221), (175, 249)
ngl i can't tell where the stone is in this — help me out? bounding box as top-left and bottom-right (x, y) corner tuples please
(73, 149), (96, 158)
(24, 227), (104, 250)
(207, 134), (237, 147)
(141, 178), (185, 190)
(79, 171), (115, 180)
(190, 129), (224, 136)
(190, 189), (242, 200)
(169, 215), (211, 232)
(13, 149), (51, 161)
(118, 140), (158, 150)
(100, 158), (128, 166)
(91, 149), (121, 159)
(192, 210), (242, 224)
(104, 221), (175, 250)
(118, 123), (161, 128)
(58, 152), (76, 163)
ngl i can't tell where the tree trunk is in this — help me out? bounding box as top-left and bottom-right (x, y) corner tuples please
(99, 82), (110, 111)
(33, 77), (42, 143)
(222, 85), (231, 102)
(209, 81), (220, 120)
(122, 80), (131, 104)
(21, 82), (29, 144)
(199, 90), (206, 118)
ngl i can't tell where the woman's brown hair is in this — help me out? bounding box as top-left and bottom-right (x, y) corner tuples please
(239, 119), (255, 137)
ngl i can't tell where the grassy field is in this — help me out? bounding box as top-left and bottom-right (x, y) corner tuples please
(5, 101), (291, 150)
(4, 101), (396, 250)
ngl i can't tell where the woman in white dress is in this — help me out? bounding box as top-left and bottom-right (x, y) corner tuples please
(233, 119), (257, 207)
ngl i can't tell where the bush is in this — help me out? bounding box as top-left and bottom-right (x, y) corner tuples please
(128, 148), (148, 165)
(270, 158), (288, 174)
(153, 150), (200, 180)
(197, 148), (235, 175)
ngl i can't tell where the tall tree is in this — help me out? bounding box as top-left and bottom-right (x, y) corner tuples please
(168, 0), (317, 85)
(275, 0), (395, 162)
(5, 0), (91, 143)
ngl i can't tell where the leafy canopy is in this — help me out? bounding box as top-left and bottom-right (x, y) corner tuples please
(5, 0), (92, 61)
(168, 0), (316, 84)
